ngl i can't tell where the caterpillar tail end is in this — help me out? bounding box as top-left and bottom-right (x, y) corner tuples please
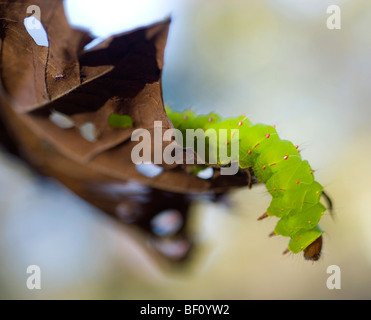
(282, 236), (322, 260)
(303, 235), (323, 261)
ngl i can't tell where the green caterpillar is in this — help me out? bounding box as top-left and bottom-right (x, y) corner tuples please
(165, 106), (328, 261)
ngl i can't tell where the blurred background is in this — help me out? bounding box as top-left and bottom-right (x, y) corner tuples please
(1, 0), (371, 299)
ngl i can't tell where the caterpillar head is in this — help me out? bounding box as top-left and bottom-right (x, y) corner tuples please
(303, 235), (322, 261)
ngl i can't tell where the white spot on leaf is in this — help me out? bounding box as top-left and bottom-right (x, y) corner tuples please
(23, 17), (49, 47)
(135, 162), (164, 178)
(49, 110), (75, 129)
(197, 167), (214, 180)
(116, 203), (142, 223)
(151, 209), (183, 236)
(151, 238), (191, 260)
(79, 122), (100, 142)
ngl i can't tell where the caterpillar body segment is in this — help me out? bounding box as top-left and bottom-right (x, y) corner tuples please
(166, 106), (327, 260)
